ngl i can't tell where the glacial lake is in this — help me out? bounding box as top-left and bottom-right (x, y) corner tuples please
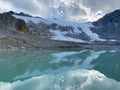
(0, 48), (120, 90)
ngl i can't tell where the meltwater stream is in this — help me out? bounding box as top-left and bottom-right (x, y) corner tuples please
(0, 49), (120, 90)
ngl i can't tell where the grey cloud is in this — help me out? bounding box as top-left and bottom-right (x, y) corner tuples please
(3, 0), (37, 11)
(2, 0), (49, 17)
(66, 3), (87, 16)
(83, 0), (120, 13)
(0, 0), (120, 22)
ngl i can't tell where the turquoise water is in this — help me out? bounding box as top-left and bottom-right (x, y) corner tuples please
(0, 49), (120, 90)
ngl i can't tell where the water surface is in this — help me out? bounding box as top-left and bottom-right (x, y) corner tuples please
(0, 49), (120, 90)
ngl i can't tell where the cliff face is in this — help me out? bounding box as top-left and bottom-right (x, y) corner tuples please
(15, 19), (28, 33)
(92, 10), (120, 40)
(93, 10), (120, 27)
(0, 12), (28, 33)
(0, 12), (16, 29)
(0, 10), (120, 49)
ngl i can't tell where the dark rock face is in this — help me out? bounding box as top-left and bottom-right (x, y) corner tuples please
(0, 12), (16, 29)
(15, 19), (28, 33)
(93, 9), (120, 27)
(27, 21), (51, 38)
(48, 23), (74, 32)
(49, 23), (58, 29)
(92, 9), (120, 40)
(57, 25), (74, 32)
(17, 12), (32, 17)
(1, 10), (120, 49)
(7, 11), (32, 17)
(0, 12), (28, 33)
(38, 22), (51, 38)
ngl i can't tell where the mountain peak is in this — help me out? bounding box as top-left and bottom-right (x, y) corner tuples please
(7, 11), (15, 14)
(4, 11), (32, 17)
(94, 9), (120, 26)
(0, 9), (120, 49)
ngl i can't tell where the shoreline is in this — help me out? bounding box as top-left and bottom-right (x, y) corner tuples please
(0, 43), (120, 51)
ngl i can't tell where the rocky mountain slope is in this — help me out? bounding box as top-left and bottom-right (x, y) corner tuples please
(0, 10), (120, 49)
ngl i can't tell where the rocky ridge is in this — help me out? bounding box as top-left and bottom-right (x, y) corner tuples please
(0, 10), (120, 49)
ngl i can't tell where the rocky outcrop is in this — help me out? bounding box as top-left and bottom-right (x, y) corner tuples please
(0, 10), (120, 49)
(0, 12), (16, 29)
(93, 9), (120, 27)
(0, 12), (28, 33)
(15, 19), (28, 33)
(92, 9), (120, 40)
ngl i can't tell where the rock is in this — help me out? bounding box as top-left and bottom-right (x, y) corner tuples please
(0, 12), (16, 29)
(92, 9), (120, 40)
(49, 23), (58, 29)
(93, 9), (120, 28)
(0, 10), (120, 49)
(15, 19), (28, 33)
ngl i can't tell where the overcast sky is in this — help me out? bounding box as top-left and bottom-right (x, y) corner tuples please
(0, 0), (120, 22)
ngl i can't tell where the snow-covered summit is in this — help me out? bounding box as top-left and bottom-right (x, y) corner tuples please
(11, 11), (105, 43)
(0, 10), (120, 48)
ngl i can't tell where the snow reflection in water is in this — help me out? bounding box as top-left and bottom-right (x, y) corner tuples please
(0, 49), (120, 90)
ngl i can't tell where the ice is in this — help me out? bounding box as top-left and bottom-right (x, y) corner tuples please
(13, 14), (106, 42)
(79, 23), (106, 42)
(12, 15), (45, 24)
(50, 30), (86, 43)
(49, 21), (105, 42)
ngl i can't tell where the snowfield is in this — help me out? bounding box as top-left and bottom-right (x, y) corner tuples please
(13, 14), (106, 43)
(49, 30), (86, 43)
(79, 23), (106, 42)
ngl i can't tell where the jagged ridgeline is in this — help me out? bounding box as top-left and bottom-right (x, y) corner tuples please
(0, 11), (28, 33)
(92, 10), (120, 40)
(0, 10), (120, 49)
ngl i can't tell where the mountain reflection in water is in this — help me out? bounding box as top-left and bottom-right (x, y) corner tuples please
(0, 49), (120, 90)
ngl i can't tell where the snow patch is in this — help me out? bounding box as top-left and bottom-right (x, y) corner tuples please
(47, 19), (82, 34)
(13, 15), (44, 24)
(50, 30), (86, 43)
(79, 23), (106, 42)
(49, 21), (106, 42)
(13, 14), (106, 42)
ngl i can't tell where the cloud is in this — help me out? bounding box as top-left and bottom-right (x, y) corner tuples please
(0, 0), (14, 12)
(0, 0), (49, 17)
(0, 0), (120, 22)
